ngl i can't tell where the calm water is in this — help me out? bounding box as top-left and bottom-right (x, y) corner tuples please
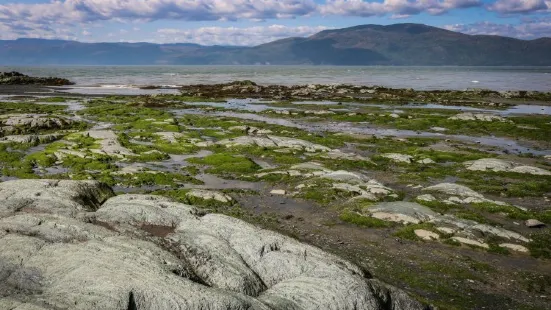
(2, 65), (551, 92)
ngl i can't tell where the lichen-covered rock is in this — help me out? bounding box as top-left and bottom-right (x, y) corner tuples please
(382, 153), (414, 163)
(422, 183), (515, 207)
(0, 179), (114, 217)
(217, 135), (331, 152)
(0, 114), (73, 134)
(186, 189), (233, 203)
(0, 180), (427, 310)
(423, 183), (484, 198)
(154, 131), (184, 143)
(465, 158), (551, 175)
(368, 202), (437, 224)
(414, 229), (439, 241)
(258, 163), (395, 202)
(229, 125), (273, 135)
(317, 149), (373, 162)
(449, 113), (510, 122)
(525, 219), (546, 228)
(0, 134), (61, 145)
(86, 130), (135, 158)
(499, 243), (529, 253)
(451, 237), (489, 249)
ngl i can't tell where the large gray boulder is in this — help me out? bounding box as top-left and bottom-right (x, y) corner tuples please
(0, 179), (428, 310)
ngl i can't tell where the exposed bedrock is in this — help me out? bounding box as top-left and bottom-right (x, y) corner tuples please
(0, 179), (429, 310)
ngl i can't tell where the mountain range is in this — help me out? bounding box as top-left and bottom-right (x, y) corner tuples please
(1, 23), (550, 66)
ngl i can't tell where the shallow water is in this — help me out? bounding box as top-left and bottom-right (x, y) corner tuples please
(403, 103), (551, 115)
(171, 109), (550, 155)
(184, 98), (289, 112)
(4, 65), (551, 91)
(293, 101), (551, 116)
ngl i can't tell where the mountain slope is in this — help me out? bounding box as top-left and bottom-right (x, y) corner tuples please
(1, 23), (550, 65)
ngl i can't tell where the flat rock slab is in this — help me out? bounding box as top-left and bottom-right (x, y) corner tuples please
(217, 135), (331, 152)
(465, 158), (551, 176)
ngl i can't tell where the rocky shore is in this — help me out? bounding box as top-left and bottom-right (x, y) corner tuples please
(0, 179), (428, 310)
(174, 80), (551, 106)
(0, 71), (74, 86)
(0, 79), (550, 309)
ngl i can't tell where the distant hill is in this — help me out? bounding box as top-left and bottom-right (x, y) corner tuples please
(1, 23), (550, 65)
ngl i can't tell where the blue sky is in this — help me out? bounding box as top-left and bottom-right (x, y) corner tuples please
(1, 0), (550, 45)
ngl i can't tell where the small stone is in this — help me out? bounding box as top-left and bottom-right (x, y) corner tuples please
(525, 219), (546, 228)
(270, 189), (287, 195)
(382, 153), (413, 164)
(417, 158), (436, 164)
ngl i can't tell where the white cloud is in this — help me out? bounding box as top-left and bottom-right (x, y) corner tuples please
(444, 19), (551, 39)
(320, 0), (481, 17)
(488, 0), (548, 14)
(156, 25), (331, 45)
(0, 0), (317, 25)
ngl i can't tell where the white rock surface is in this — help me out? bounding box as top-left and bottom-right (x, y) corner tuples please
(187, 189), (233, 203)
(0, 134), (60, 145)
(155, 131), (184, 143)
(369, 202), (437, 224)
(416, 194), (437, 202)
(229, 126), (273, 135)
(499, 243), (529, 253)
(417, 158), (436, 164)
(0, 180), (426, 310)
(382, 153), (414, 163)
(414, 229), (440, 241)
(86, 130), (135, 158)
(451, 237), (489, 249)
(0, 114), (73, 131)
(525, 219), (546, 228)
(257, 163), (395, 202)
(362, 198), (529, 243)
(218, 135), (331, 152)
(449, 113), (510, 122)
(316, 149), (373, 162)
(465, 158), (551, 175)
(270, 189), (286, 195)
(424, 183), (484, 198)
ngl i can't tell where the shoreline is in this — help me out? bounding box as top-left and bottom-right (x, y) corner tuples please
(2, 82), (551, 107)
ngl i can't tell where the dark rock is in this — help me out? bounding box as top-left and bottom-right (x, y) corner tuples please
(0, 71), (74, 86)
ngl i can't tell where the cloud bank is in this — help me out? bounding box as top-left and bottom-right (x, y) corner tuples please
(320, 0), (481, 17)
(0, 0), (550, 42)
(488, 0), (549, 14)
(444, 18), (551, 39)
(156, 25), (331, 45)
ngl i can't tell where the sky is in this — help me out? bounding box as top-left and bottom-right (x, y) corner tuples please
(0, 0), (550, 46)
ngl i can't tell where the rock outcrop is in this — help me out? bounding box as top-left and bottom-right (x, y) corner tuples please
(0, 114), (73, 135)
(464, 158), (551, 176)
(217, 135), (331, 153)
(449, 113), (510, 122)
(0, 179), (428, 310)
(0, 71), (74, 86)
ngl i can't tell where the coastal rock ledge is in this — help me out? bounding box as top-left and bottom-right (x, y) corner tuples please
(0, 71), (74, 86)
(0, 179), (428, 310)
